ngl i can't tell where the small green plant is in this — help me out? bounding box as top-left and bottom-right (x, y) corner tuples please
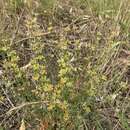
(0, 0), (130, 129)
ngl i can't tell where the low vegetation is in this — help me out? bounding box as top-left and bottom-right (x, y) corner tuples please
(0, 0), (130, 130)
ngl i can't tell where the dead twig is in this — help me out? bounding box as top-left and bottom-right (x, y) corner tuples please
(6, 101), (49, 115)
(14, 32), (51, 44)
(10, 9), (25, 45)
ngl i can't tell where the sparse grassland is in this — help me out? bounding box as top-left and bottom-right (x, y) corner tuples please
(0, 0), (130, 130)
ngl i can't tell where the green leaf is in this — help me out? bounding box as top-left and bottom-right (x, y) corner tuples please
(0, 126), (3, 130)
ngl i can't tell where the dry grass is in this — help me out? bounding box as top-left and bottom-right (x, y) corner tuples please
(0, 0), (130, 130)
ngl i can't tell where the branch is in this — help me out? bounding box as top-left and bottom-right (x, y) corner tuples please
(15, 32), (51, 44)
(6, 101), (49, 115)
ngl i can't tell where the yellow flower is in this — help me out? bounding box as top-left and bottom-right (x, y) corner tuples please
(63, 111), (69, 121)
(48, 104), (55, 111)
(33, 73), (39, 81)
(44, 85), (53, 92)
